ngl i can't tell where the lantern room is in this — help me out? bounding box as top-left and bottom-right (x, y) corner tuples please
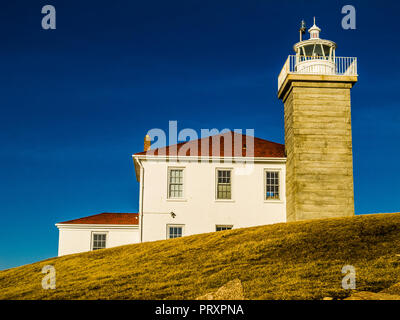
(293, 18), (337, 74)
(277, 18), (357, 92)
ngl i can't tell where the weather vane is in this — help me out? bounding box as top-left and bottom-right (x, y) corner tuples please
(299, 19), (306, 41)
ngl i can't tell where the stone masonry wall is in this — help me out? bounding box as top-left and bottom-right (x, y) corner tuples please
(283, 80), (355, 221)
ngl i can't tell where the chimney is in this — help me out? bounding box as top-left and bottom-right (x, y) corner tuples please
(144, 134), (151, 152)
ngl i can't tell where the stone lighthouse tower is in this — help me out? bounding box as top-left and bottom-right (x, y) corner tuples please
(278, 19), (358, 222)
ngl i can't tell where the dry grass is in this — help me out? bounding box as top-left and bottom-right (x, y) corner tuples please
(1, 213), (400, 300)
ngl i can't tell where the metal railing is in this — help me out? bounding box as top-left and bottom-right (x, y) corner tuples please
(278, 55), (358, 90)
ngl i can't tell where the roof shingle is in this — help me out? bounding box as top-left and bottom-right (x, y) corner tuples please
(57, 212), (139, 225)
(134, 131), (285, 158)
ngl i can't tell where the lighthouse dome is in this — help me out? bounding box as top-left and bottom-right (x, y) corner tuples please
(308, 19), (321, 39)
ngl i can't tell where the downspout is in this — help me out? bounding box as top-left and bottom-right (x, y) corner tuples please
(137, 157), (145, 243)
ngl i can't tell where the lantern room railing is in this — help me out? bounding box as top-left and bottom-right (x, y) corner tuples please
(278, 55), (358, 90)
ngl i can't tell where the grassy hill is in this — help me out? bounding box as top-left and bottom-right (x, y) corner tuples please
(1, 213), (400, 300)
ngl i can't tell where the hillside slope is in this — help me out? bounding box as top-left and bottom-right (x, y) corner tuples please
(1, 213), (400, 300)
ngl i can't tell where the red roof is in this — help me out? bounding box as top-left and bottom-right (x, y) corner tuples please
(134, 131), (285, 158)
(57, 212), (139, 225)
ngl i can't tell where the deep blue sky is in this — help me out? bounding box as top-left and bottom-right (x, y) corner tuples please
(1, 0), (399, 270)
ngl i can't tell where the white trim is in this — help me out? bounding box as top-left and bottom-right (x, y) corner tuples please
(55, 223), (139, 230)
(264, 199), (285, 203)
(263, 199), (284, 203)
(133, 154), (286, 163)
(166, 198), (187, 202)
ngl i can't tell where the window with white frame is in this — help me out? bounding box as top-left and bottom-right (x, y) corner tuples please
(216, 225), (233, 231)
(168, 168), (184, 199)
(167, 225), (183, 239)
(216, 169), (232, 200)
(92, 233), (106, 250)
(265, 171), (280, 200)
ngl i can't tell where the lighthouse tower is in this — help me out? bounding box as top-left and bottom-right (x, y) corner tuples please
(278, 19), (358, 222)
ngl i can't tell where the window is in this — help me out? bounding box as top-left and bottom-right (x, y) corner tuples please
(265, 171), (280, 200)
(167, 225), (183, 239)
(168, 168), (184, 199)
(216, 225), (233, 231)
(216, 169), (232, 199)
(92, 233), (106, 250)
